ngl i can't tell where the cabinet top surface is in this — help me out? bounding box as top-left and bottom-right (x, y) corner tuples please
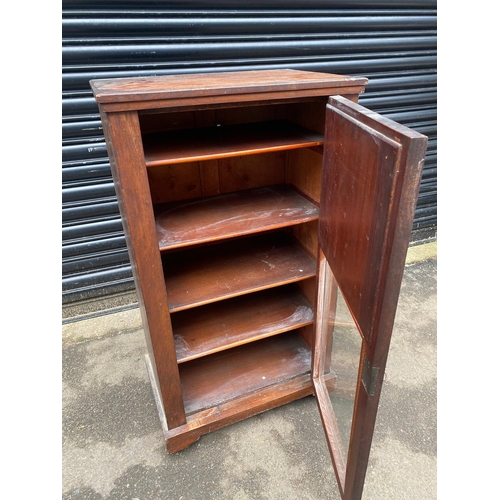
(90, 69), (368, 105)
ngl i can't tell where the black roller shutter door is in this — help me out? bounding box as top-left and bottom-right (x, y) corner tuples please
(62, 0), (437, 306)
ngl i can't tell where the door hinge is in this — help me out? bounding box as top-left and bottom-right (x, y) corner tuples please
(362, 358), (379, 396)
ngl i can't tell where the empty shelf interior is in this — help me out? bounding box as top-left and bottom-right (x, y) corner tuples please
(143, 120), (324, 166)
(172, 285), (314, 363)
(179, 331), (311, 415)
(163, 232), (317, 312)
(155, 184), (319, 250)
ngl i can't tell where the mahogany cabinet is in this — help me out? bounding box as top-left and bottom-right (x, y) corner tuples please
(91, 69), (427, 500)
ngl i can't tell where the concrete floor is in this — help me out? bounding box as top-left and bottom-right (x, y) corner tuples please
(62, 250), (436, 500)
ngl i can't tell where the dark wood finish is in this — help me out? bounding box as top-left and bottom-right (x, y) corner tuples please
(155, 184), (319, 250)
(179, 332), (311, 415)
(143, 120), (323, 166)
(97, 87), (368, 114)
(319, 96), (427, 346)
(92, 69), (427, 500)
(172, 286), (314, 363)
(163, 232), (317, 312)
(147, 161), (203, 204)
(286, 147), (324, 203)
(99, 110), (186, 430)
(218, 152), (286, 193)
(87, 72), (427, 500)
(313, 96), (427, 500)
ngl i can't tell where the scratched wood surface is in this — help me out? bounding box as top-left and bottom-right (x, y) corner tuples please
(90, 70), (370, 459)
(172, 285), (314, 363)
(163, 232), (317, 312)
(155, 184), (319, 250)
(179, 331), (311, 415)
(91, 69), (368, 105)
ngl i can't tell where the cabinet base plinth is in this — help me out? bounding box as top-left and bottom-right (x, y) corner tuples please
(164, 374), (314, 453)
(146, 351), (314, 453)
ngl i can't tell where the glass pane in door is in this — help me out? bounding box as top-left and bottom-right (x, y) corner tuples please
(321, 261), (363, 467)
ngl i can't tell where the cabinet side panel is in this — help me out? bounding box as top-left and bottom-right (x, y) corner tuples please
(286, 148), (323, 203)
(100, 109), (186, 429)
(287, 99), (327, 134)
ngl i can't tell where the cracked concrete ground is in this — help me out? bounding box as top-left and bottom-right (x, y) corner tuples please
(62, 253), (436, 500)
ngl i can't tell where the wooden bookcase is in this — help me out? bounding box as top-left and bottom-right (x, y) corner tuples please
(91, 69), (427, 500)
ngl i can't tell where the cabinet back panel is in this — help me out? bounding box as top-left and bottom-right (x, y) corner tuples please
(148, 152), (287, 205)
(144, 124), (325, 207)
(139, 110), (202, 134)
(139, 100), (327, 135)
(214, 103), (288, 126)
(147, 161), (202, 204)
(139, 104), (288, 134)
(218, 152), (286, 194)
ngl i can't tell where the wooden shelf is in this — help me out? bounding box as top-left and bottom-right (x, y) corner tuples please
(163, 232), (317, 312)
(172, 285), (314, 363)
(179, 331), (311, 415)
(143, 120), (323, 166)
(155, 184), (319, 250)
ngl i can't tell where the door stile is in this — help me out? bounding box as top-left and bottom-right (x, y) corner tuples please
(343, 142), (428, 500)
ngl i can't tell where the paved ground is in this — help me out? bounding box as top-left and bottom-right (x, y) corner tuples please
(62, 251), (436, 500)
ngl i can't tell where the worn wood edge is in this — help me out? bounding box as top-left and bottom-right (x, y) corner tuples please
(61, 238), (435, 344)
(163, 374), (314, 453)
(176, 320), (314, 364)
(155, 184), (320, 250)
(168, 275), (316, 314)
(159, 217), (320, 252)
(90, 70), (368, 103)
(96, 87), (368, 113)
(328, 95), (427, 140)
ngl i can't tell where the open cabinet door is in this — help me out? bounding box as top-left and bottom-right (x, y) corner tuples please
(312, 96), (428, 500)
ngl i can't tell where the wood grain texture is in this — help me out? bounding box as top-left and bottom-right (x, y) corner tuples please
(155, 184), (319, 250)
(172, 285), (314, 363)
(91, 69), (368, 105)
(91, 72), (380, 474)
(218, 151), (286, 193)
(162, 232), (317, 312)
(100, 110), (186, 429)
(143, 120), (323, 166)
(147, 161), (202, 204)
(286, 147), (324, 203)
(316, 96), (428, 500)
(179, 331), (311, 415)
(320, 96), (427, 348)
